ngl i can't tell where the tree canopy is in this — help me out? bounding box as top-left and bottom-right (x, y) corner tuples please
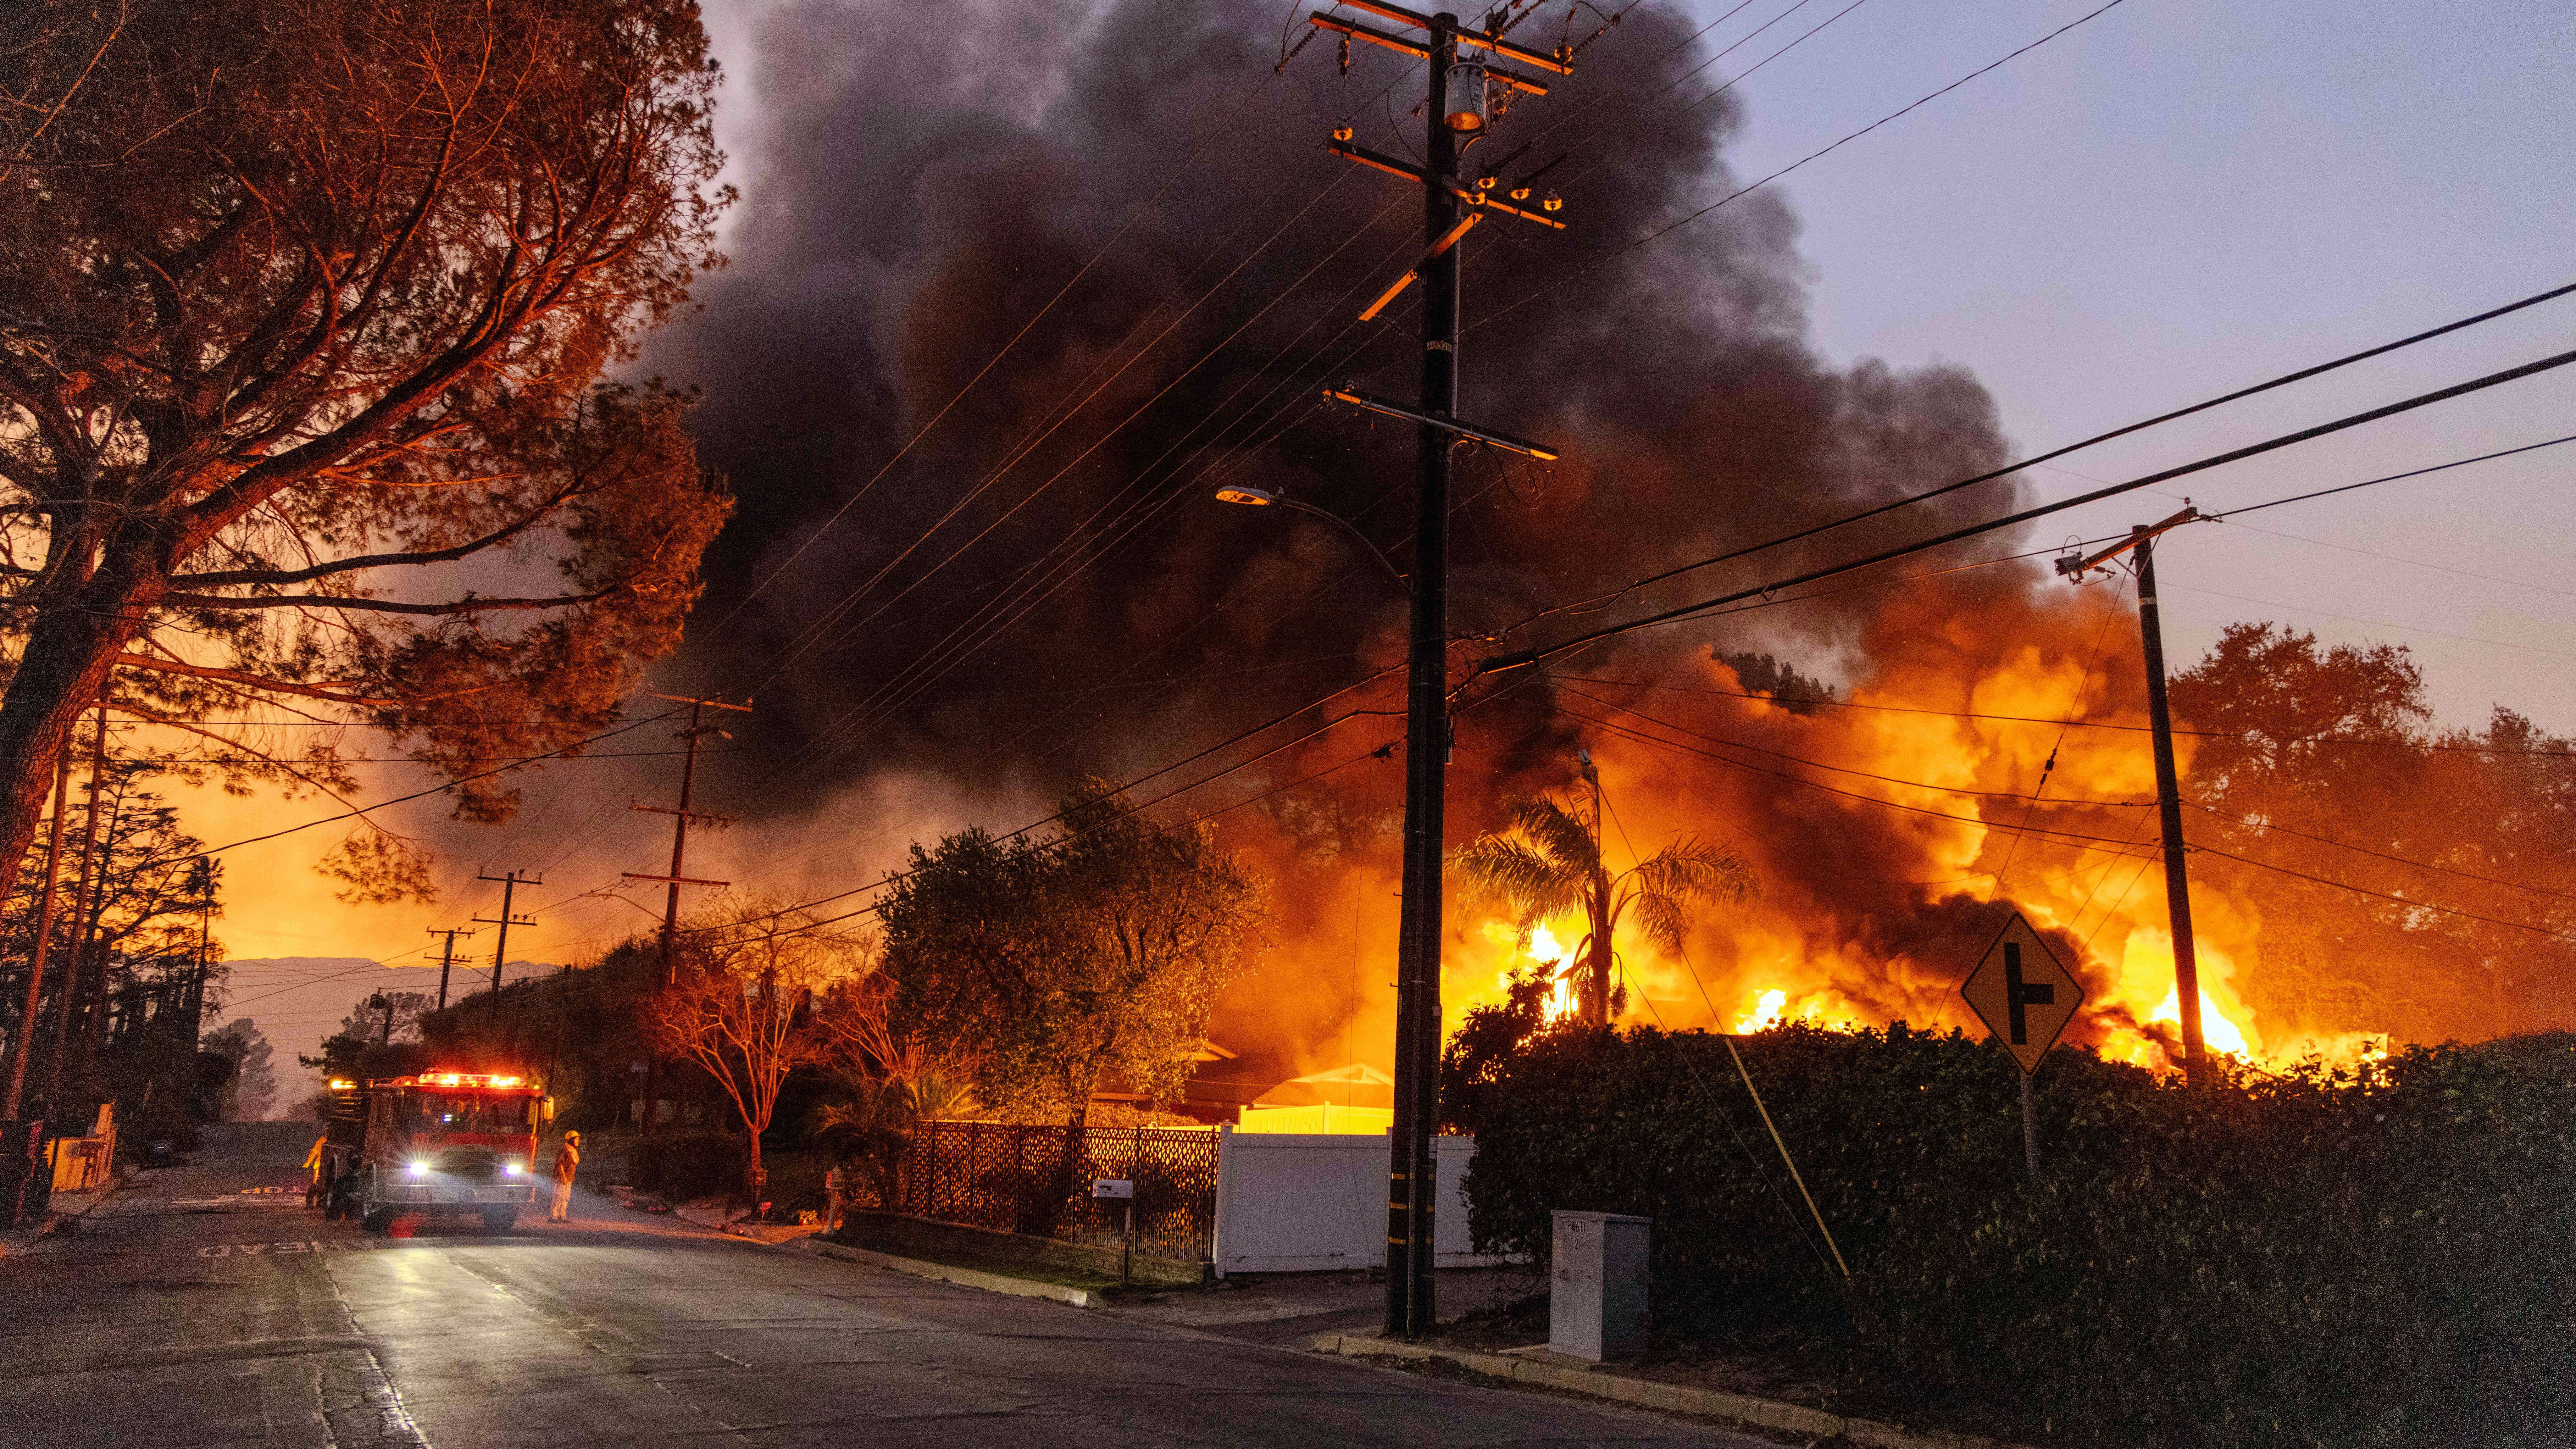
(879, 780), (1264, 1126)
(0, 0), (734, 906)
(2171, 622), (2576, 1040)
(644, 895), (875, 1193)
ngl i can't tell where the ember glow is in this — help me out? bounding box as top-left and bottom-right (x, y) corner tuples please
(1735, 988), (1788, 1034)
(1485, 921), (1580, 1024)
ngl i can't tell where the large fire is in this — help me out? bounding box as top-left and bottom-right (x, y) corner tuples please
(1246, 583), (2486, 1088)
(1374, 588), (2424, 1082)
(1489, 922), (1581, 1023)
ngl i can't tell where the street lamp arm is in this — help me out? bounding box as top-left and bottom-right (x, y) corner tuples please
(1274, 497), (1409, 590)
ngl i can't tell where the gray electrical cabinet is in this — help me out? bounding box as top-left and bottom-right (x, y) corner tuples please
(1549, 1210), (1650, 1361)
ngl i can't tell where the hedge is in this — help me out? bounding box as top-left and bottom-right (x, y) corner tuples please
(1445, 1021), (2576, 1447)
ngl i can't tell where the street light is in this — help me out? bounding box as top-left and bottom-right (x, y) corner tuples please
(1211, 486), (1407, 589)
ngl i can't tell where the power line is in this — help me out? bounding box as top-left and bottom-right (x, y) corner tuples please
(2190, 843), (2576, 943)
(2211, 518), (2576, 601)
(1543, 674), (2574, 756)
(1480, 341), (2576, 674)
(2199, 432), (2576, 522)
(2160, 582), (2576, 661)
(743, 175), (1391, 693)
(2184, 800), (2576, 904)
(766, 201), (1424, 771)
(1553, 681), (2152, 806)
(1547, 699), (2147, 850)
(706, 66), (1295, 631)
(1509, 281), (2576, 631)
(1473, 0), (2143, 340)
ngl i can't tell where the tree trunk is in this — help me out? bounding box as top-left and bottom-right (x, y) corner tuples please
(1583, 878), (1615, 1028)
(0, 545), (166, 930)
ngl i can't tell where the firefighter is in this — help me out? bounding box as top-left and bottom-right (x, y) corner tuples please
(824, 1158), (848, 1233)
(548, 1130), (581, 1223)
(302, 1135), (328, 1208)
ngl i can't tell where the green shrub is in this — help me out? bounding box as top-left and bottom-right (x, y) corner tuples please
(1447, 1021), (2576, 1447)
(630, 1130), (747, 1202)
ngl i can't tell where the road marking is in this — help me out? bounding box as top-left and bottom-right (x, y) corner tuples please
(198, 1241), (344, 1257)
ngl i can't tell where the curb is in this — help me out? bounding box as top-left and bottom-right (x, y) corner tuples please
(0, 1173), (130, 1257)
(798, 1236), (1104, 1309)
(1309, 1332), (2037, 1449)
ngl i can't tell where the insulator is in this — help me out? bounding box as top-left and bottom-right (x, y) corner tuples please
(1541, 191), (1563, 212)
(1332, 122), (1354, 142)
(1468, 190), (1488, 206)
(1338, 35), (1350, 77)
(1508, 185), (1530, 201)
(1476, 174), (1499, 191)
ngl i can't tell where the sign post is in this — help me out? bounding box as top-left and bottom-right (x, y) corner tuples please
(1960, 914), (2085, 1185)
(1093, 1178), (1135, 1283)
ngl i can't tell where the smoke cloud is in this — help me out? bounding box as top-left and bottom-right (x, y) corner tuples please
(634, 0), (2187, 1086)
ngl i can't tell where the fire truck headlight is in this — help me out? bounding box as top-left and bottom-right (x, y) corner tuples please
(502, 1162), (521, 1176)
(408, 1161), (430, 1176)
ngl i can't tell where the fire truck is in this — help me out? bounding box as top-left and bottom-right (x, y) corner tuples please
(317, 1071), (550, 1233)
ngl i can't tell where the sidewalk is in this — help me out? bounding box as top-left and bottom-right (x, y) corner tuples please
(0, 1174), (125, 1257)
(1308, 1333), (2042, 1449)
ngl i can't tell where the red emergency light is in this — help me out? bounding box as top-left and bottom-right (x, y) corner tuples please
(374, 1071), (535, 1090)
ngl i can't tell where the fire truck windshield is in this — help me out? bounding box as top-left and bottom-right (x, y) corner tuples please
(400, 1092), (533, 1133)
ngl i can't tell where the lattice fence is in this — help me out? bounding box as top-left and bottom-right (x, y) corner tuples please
(867, 1121), (1220, 1263)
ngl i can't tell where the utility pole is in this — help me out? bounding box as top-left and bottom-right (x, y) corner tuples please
(624, 693), (746, 1133)
(2, 748), (74, 1121)
(2057, 507), (2207, 1081)
(182, 857), (214, 1052)
(46, 704), (110, 1103)
(1310, 0), (1569, 1340)
(473, 870), (540, 1006)
(426, 927), (478, 1013)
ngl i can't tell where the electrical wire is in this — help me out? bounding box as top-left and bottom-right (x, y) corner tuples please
(1481, 341), (2576, 674)
(2183, 800), (2576, 904)
(1552, 681), (2152, 806)
(1508, 282), (2576, 632)
(2158, 582), (2576, 661)
(1472, 0), (2139, 339)
(1544, 674), (2575, 758)
(2189, 843), (2576, 943)
(1547, 700), (2148, 851)
(706, 64), (1297, 632)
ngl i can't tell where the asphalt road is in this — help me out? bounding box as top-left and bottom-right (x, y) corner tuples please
(0, 1122), (1768, 1448)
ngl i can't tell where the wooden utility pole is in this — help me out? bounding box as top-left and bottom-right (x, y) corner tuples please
(181, 858), (214, 1052)
(427, 927), (477, 1012)
(1309, 0), (1569, 1339)
(2, 749), (74, 1120)
(72, 787), (129, 1080)
(2057, 508), (2207, 1081)
(45, 705), (110, 1103)
(624, 693), (746, 1132)
(473, 870), (540, 1007)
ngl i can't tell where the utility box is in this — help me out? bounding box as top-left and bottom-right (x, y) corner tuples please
(1549, 1210), (1650, 1361)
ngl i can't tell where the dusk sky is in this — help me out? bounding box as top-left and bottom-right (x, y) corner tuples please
(208, 0), (2572, 1097)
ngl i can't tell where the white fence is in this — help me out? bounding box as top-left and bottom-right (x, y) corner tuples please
(1209, 1127), (1504, 1276)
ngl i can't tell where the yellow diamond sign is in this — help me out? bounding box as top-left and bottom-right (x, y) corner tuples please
(1960, 913), (2084, 1074)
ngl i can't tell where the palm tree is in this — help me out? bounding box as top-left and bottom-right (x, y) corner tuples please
(1451, 763), (1755, 1027)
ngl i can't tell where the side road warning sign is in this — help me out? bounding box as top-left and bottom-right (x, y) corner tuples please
(1961, 913), (2084, 1074)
